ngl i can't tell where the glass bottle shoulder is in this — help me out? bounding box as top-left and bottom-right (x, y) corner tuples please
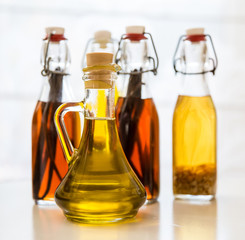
(173, 95), (216, 118)
(37, 75), (74, 103)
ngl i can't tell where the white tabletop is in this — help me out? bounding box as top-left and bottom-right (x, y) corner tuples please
(1, 178), (245, 240)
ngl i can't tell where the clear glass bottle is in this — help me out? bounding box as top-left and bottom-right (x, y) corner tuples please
(81, 30), (116, 68)
(82, 30), (119, 103)
(172, 28), (218, 200)
(32, 27), (81, 205)
(54, 52), (146, 224)
(115, 26), (160, 203)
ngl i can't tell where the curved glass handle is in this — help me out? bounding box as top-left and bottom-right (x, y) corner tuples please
(54, 102), (84, 165)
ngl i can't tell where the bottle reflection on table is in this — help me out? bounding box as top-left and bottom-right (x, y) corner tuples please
(173, 200), (217, 240)
(32, 202), (160, 240)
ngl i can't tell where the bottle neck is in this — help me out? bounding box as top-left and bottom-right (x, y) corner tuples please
(179, 40), (210, 97)
(39, 74), (73, 102)
(119, 39), (152, 99)
(119, 72), (152, 99)
(39, 37), (73, 102)
(91, 40), (114, 54)
(83, 70), (117, 119)
(82, 40), (115, 69)
(121, 39), (149, 72)
(41, 39), (70, 74)
(179, 74), (210, 96)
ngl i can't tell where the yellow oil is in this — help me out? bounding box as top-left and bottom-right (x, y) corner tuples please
(173, 95), (216, 197)
(115, 85), (119, 105)
(55, 118), (146, 224)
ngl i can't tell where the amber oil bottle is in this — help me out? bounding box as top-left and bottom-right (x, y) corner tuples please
(172, 28), (218, 200)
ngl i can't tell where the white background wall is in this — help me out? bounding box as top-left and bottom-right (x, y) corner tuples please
(0, 0), (244, 197)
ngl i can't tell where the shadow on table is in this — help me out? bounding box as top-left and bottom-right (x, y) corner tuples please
(172, 199), (217, 240)
(32, 202), (160, 240)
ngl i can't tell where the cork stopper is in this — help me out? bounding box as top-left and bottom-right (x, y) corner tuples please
(126, 26), (145, 34)
(94, 30), (111, 42)
(45, 27), (64, 35)
(86, 52), (113, 67)
(84, 52), (115, 89)
(186, 28), (204, 35)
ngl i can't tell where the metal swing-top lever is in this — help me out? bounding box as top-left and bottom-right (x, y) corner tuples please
(173, 28), (218, 75)
(115, 26), (159, 76)
(41, 27), (69, 77)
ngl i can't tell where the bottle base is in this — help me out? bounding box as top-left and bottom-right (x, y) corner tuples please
(145, 199), (158, 205)
(34, 199), (56, 206)
(64, 211), (138, 224)
(174, 194), (215, 201)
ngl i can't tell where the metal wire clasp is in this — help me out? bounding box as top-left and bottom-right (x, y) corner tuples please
(115, 32), (159, 76)
(41, 33), (69, 76)
(173, 34), (218, 75)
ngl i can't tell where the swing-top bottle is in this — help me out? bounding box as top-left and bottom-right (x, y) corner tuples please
(115, 26), (160, 203)
(32, 27), (80, 204)
(172, 28), (218, 200)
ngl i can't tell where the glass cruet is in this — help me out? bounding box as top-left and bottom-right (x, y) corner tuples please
(114, 26), (160, 203)
(172, 28), (218, 201)
(32, 27), (81, 205)
(54, 52), (146, 224)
